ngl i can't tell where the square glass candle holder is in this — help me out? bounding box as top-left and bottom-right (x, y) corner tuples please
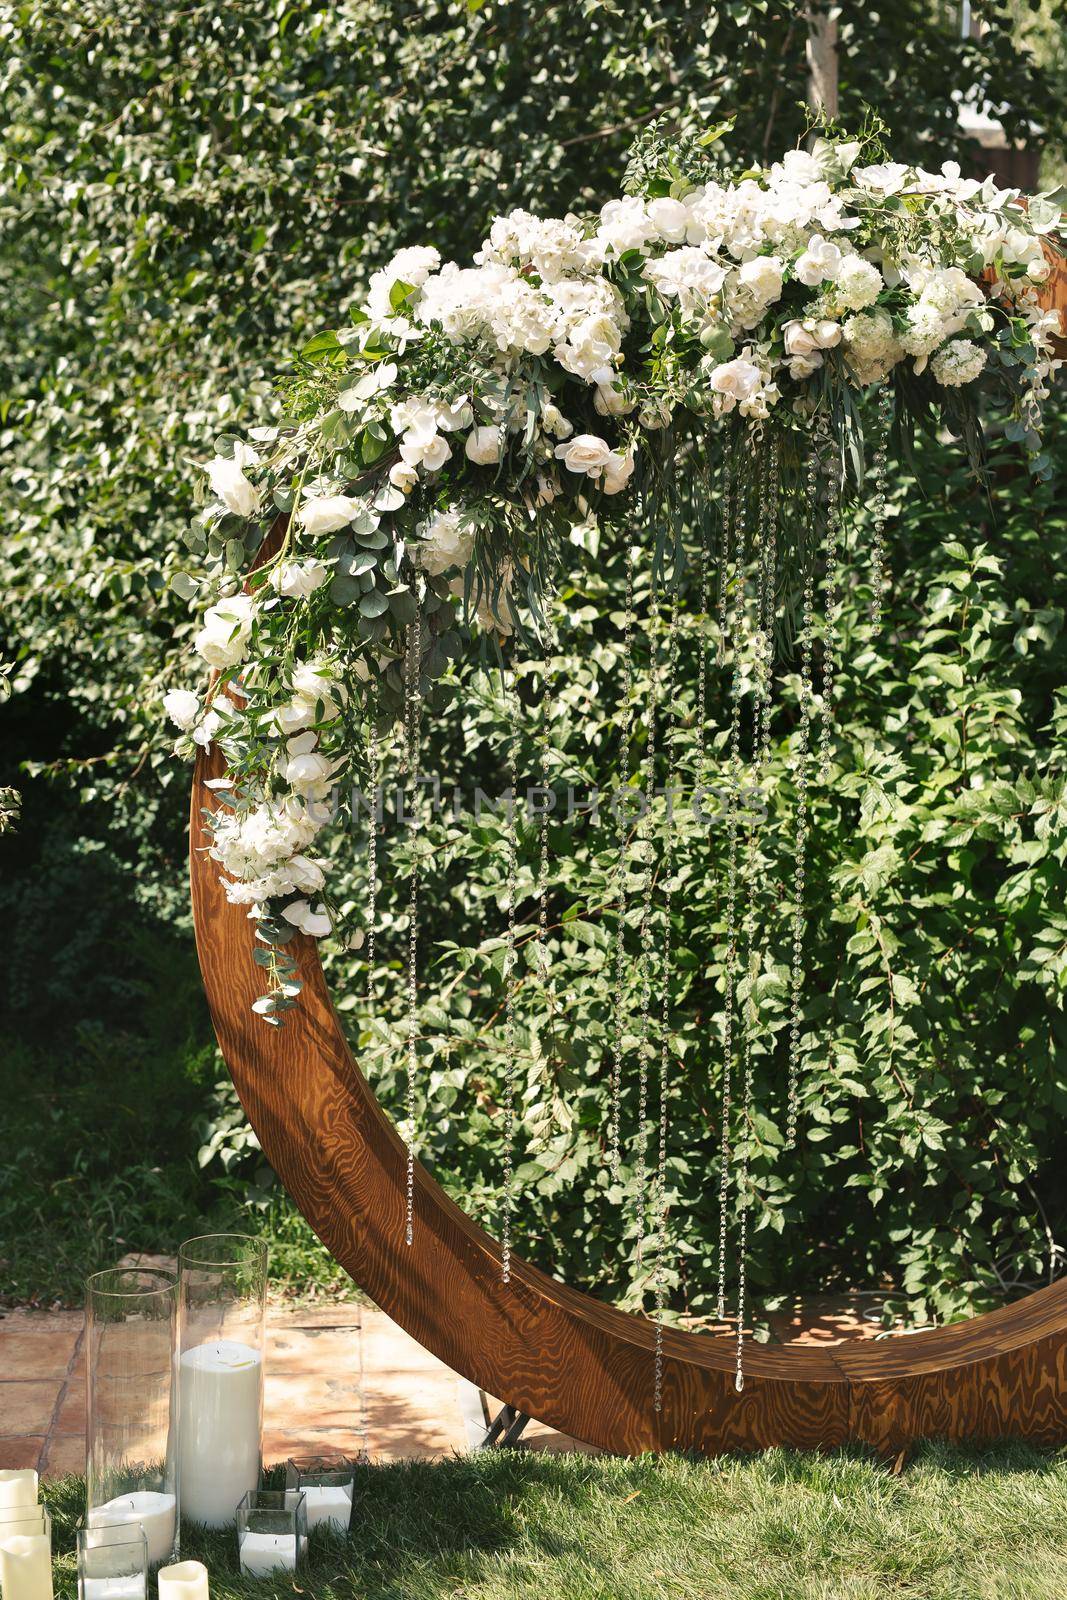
(236, 1490), (307, 1577)
(284, 1457), (354, 1537)
(77, 1524), (148, 1600)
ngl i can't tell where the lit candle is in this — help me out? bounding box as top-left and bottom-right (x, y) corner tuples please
(0, 1473), (38, 1512)
(81, 1577), (146, 1600)
(300, 1484), (352, 1535)
(156, 1561), (209, 1600)
(178, 1340), (262, 1528)
(0, 1533), (53, 1600)
(87, 1492), (176, 1567)
(238, 1533), (296, 1578)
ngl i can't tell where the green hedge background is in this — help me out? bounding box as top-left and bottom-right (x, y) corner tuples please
(1, 0), (1065, 1317)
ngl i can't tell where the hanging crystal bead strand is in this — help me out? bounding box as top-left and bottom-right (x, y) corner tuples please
(869, 383), (893, 629)
(818, 423), (841, 784)
(536, 610), (558, 1067)
(732, 439), (779, 1392)
(608, 544), (637, 1185)
(365, 694), (380, 998)
(653, 590), (680, 1414)
(633, 580), (661, 1268)
(501, 667), (520, 1286)
(403, 601), (423, 1247)
(716, 443), (747, 1322)
(786, 437), (819, 1151)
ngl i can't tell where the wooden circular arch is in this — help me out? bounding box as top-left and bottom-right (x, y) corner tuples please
(190, 748), (1067, 1456)
(191, 255), (1067, 1454)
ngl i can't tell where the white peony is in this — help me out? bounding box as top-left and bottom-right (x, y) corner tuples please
(738, 254), (784, 305)
(272, 560), (330, 600)
(297, 495), (364, 536)
(194, 593), (257, 670)
(207, 456), (260, 517)
(163, 688), (200, 730)
(647, 196), (691, 243)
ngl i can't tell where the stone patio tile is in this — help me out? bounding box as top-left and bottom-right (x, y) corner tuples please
(41, 1434), (84, 1479)
(53, 1374), (86, 1435)
(360, 1313), (447, 1374)
(267, 1328), (361, 1379)
(0, 1437), (44, 1471)
(0, 1381), (61, 1435)
(262, 1428), (369, 1465)
(768, 1294), (888, 1344)
(269, 1305), (363, 1330)
(0, 1330), (80, 1380)
(266, 1373), (363, 1431)
(366, 1374), (466, 1460)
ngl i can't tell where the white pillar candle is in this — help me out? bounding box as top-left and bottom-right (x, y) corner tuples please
(81, 1577), (146, 1600)
(178, 1340), (261, 1528)
(0, 1533), (53, 1600)
(87, 1493), (176, 1567)
(238, 1533), (296, 1578)
(156, 1561), (209, 1600)
(0, 1512), (46, 1540)
(0, 1474), (38, 1512)
(300, 1485), (352, 1535)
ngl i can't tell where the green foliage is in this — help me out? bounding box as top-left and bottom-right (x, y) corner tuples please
(322, 410), (1067, 1327)
(44, 1445), (1067, 1600)
(1, 1), (1065, 1308)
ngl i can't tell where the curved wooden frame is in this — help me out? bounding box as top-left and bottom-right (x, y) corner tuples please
(191, 744), (1067, 1455)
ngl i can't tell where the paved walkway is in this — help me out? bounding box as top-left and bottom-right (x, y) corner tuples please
(0, 1289), (889, 1478)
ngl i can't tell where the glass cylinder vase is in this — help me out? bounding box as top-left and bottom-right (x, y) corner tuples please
(176, 1235), (268, 1530)
(85, 1269), (177, 1569)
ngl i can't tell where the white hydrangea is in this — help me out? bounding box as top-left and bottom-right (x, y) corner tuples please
(643, 247), (728, 313)
(831, 254), (884, 312)
(930, 338), (987, 387)
(416, 508), (475, 575)
(478, 209), (595, 283)
(843, 307), (904, 385)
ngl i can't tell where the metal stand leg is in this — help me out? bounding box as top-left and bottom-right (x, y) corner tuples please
(481, 1402), (531, 1449)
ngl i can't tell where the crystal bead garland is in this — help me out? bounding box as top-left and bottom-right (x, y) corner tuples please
(716, 440), (748, 1322)
(786, 435), (819, 1151)
(652, 589), (681, 1414)
(608, 544), (636, 1184)
(536, 620), (558, 1063)
(818, 423), (842, 783)
(732, 439), (779, 1392)
(402, 601), (423, 1248)
(500, 666), (520, 1286)
(869, 383), (894, 628)
(364, 694), (380, 996)
(633, 578), (661, 1267)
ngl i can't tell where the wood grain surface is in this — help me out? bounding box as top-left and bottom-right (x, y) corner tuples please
(190, 254), (1067, 1454)
(190, 742), (1067, 1454)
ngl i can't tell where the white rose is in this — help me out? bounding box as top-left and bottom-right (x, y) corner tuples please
(418, 509), (475, 576)
(782, 320), (819, 357)
(297, 495), (364, 536)
(272, 560), (330, 600)
(274, 696), (318, 736)
(601, 450), (635, 496)
(812, 318), (842, 349)
(794, 234), (841, 287)
(191, 709), (222, 749)
(206, 456), (260, 517)
(389, 461), (419, 492)
(285, 731), (335, 792)
(708, 357), (762, 401)
(788, 353), (823, 380)
(465, 425), (503, 465)
(163, 688), (200, 731)
(554, 433), (613, 476)
(281, 898), (332, 938)
(194, 593), (257, 670)
(291, 659), (344, 713)
(594, 383), (636, 417)
(647, 196), (691, 243)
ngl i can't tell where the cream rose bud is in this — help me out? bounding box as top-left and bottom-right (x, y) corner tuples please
(297, 494), (364, 536)
(194, 593), (257, 669)
(274, 696), (317, 735)
(272, 560), (330, 600)
(1028, 258), (1051, 282)
(207, 455), (260, 517)
(282, 898), (332, 938)
(389, 461), (419, 492)
(788, 353), (823, 380)
(812, 319), (842, 349)
(782, 320), (818, 357)
(541, 403), (573, 440)
(284, 732), (334, 791)
(287, 855), (326, 893)
(465, 425), (503, 465)
(601, 450), (635, 496)
(594, 382), (635, 417)
(554, 433), (613, 476)
(291, 660), (344, 710)
(163, 688), (200, 731)
(708, 357), (762, 401)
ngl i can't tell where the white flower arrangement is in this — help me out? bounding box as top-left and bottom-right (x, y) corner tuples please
(165, 122), (1063, 1020)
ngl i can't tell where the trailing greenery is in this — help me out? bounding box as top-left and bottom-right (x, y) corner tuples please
(45, 1447), (1067, 1600)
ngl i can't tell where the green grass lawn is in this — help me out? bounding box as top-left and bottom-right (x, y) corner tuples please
(47, 1445), (1067, 1600)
